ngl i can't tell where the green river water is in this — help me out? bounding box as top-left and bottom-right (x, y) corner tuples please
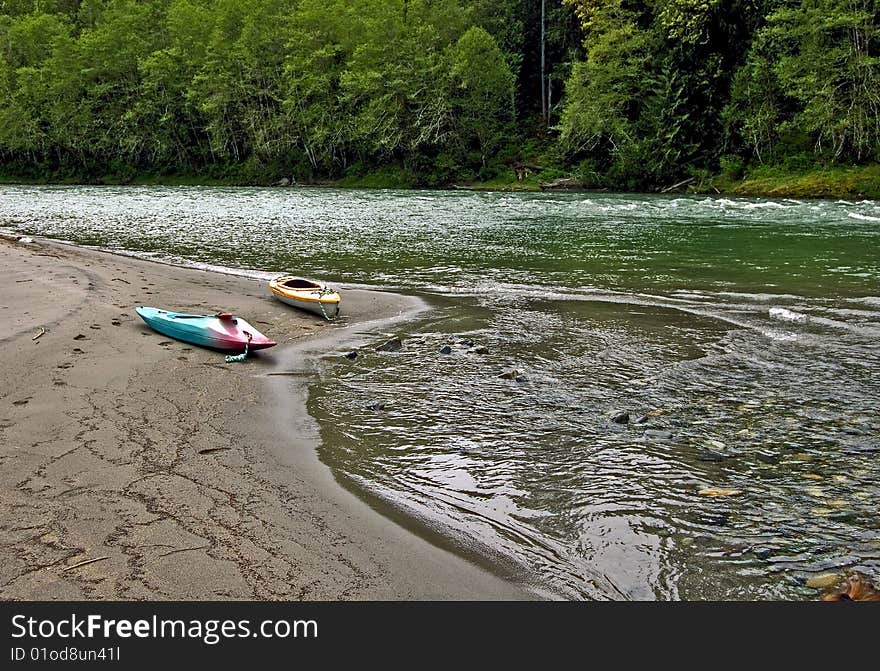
(2, 185), (878, 599)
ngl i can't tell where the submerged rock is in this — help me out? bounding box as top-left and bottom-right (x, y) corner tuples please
(368, 401), (387, 411)
(498, 368), (523, 380)
(751, 547), (773, 560)
(611, 411), (630, 424)
(821, 573), (880, 601)
(644, 429), (674, 440)
(698, 487), (742, 497)
(806, 573), (842, 589)
(376, 337), (402, 352)
(698, 511), (730, 526)
(469, 345), (489, 354)
(439, 345), (453, 354)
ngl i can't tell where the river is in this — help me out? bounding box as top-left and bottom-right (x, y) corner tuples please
(2, 184), (878, 599)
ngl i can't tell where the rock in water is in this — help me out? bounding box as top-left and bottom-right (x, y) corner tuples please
(498, 369), (523, 380)
(344, 351), (358, 360)
(439, 345), (452, 354)
(821, 573), (880, 601)
(611, 411), (630, 424)
(752, 547), (772, 560)
(644, 429), (674, 440)
(698, 488), (743, 497)
(806, 573), (842, 589)
(376, 337), (402, 352)
(470, 345), (489, 354)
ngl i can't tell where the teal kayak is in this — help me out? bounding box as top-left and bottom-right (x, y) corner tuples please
(135, 307), (276, 352)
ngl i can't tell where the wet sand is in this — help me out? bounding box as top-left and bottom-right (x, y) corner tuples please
(0, 235), (531, 600)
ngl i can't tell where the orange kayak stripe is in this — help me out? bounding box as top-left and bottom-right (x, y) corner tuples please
(271, 287), (340, 304)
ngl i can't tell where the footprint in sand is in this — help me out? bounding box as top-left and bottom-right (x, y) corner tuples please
(177, 356), (188, 361)
(181, 348), (192, 352)
(57, 362), (73, 369)
(90, 325), (101, 330)
(111, 319), (121, 326)
(73, 334), (87, 341)
(158, 341), (173, 347)
(13, 398), (30, 406)
(72, 348), (84, 354)
(53, 380), (67, 387)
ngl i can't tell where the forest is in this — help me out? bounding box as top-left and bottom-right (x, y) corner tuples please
(0, 0), (878, 193)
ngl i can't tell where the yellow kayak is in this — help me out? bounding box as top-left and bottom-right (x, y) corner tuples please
(269, 276), (341, 319)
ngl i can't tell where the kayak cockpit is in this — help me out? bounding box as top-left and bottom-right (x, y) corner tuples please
(279, 278), (322, 290)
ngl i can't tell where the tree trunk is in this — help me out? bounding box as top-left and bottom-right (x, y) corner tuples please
(541, 0), (546, 124)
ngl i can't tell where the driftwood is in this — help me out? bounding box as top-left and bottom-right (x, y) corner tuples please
(540, 177), (583, 190)
(660, 176), (695, 193)
(61, 556), (109, 572)
(158, 545), (210, 558)
(513, 162), (543, 181)
(32, 327), (45, 341)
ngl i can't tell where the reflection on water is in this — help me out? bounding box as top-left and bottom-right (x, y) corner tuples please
(3, 185), (879, 599)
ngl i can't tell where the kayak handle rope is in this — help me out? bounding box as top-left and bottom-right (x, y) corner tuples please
(317, 286), (337, 321)
(225, 331), (252, 363)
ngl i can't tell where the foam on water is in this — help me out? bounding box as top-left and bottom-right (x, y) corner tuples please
(769, 307), (808, 322)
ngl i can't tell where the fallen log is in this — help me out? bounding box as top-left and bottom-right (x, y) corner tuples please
(660, 176), (695, 193)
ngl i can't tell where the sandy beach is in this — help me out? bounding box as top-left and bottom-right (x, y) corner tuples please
(0, 235), (531, 600)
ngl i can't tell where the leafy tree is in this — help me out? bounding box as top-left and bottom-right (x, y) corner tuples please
(447, 25), (516, 167)
(727, 0), (879, 162)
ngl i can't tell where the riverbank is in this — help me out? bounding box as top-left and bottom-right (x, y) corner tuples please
(3, 163), (878, 200)
(449, 164), (880, 200)
(0, 235), (532, 600)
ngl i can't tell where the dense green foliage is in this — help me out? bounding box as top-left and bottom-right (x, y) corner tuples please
(0, 0), (877, 189)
